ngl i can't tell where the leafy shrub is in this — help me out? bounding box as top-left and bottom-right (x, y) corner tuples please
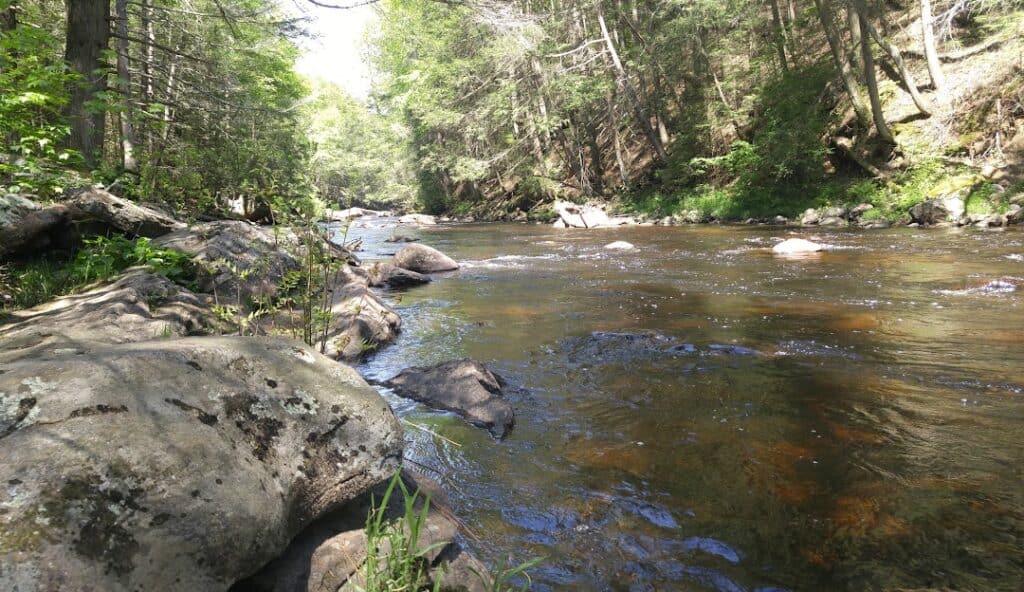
(3, 235), (195, 310)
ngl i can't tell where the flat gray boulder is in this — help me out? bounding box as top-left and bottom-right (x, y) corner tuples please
(386, 359), (514, 439)
(0, 269), (221, 347)
(0, 336), (403, 592)
(391, 243), (459, 274)
(155, 221), (303, 303)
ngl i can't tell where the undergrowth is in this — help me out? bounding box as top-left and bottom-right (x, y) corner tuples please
(363, 472), (540, 592)
(1, 235), (195, 310)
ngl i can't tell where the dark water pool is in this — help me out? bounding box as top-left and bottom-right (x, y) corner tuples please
(343, 221), (1024, 591)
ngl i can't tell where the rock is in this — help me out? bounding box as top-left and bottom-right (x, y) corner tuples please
(800, 208), (821, 226)
(1005, 204), (1023, 225)
(386, 359), (515, 439)
(604, 241), (635, 250)
(553, 201), (612, 228)
(398, 214), (437, 226)
(318, 270), (402, 362)
(154, 221), (302, 303)
(234, 471), (490, 592)
(383, 235), (419, 243)
(658, 216), (675, 226)
(327, 207), (384, 221)
(908, 195), (965, 225)
(0, 195), (70, 258)
(367, 262), (431, 289)
(392, 243), (459, 274)
(0, 336), (403, 592)
(860, 219), (891, 229)
(1009, 193), (1024, 206)
(818, 216), (847, 227)
(848, 203), (874, 219)
(772, 238), (825, 255)
(823, 205), (849, 219)
(66, 188), (186, 238)
(770, 215), (789, 225)
(552, 219), (568, 229)
(0, 270), (221, 347)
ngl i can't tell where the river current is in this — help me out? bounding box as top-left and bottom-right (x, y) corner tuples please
(341, 221), (1023, 591)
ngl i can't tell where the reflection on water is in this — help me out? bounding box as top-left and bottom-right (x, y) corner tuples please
(350, 222), (1024, 591)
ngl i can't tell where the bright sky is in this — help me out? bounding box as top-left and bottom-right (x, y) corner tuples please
(292, 3), (378, 100)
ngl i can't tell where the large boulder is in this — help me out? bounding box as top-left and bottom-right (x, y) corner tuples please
(0, 269), (221, 347)
(1005, 204), (1023, 225)
(322, 279), (403, 362)
(233, 471), (490, 592)
(392, 244), (459, 274)
(155, 221), (303, 304)
(367, 262), (431, 289)
(0, 336), (403, 592)
(386, 359), (515, 439)
(66, 188), (185, 238)
(908, 195), (965, 225)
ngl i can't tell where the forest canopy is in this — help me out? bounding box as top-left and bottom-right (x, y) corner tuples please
(2, 0), (1022, 220)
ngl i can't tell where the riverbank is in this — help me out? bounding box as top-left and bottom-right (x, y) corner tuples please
(0, 189), (494, 592)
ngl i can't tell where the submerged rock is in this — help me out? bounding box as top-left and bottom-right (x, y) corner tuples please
(0, 336), (403, 592)
(605, 241), (636, 250)
(233, 471), (490, 592)
(386, 359), (515, 439)
(772, 238), (824, 255)
(391, 243), (459, 273)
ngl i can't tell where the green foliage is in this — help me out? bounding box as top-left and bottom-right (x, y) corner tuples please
(302, 79), (416, 210)
(2, 235), (195, 310)
(362, 472), (541, 592)
(0, 12), (80, 198)
(362, 472), (444, 592)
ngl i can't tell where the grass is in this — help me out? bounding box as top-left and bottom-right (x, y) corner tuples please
(362, 471), (540, 592)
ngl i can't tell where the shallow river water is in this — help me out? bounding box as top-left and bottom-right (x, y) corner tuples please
(344, 221), (1023, 591)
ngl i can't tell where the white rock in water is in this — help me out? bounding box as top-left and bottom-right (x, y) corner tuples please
(772, 238), (824, 254)
(605, 241), (635, 250)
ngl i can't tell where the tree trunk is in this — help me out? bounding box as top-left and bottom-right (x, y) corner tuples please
(65, 0), (110, 168)
(813, 0), (871, 129)
(115, 0), (137, 172)
(859, 13), (895, 144)
(846, 5), (864, 72)
(1, 3), (15, 32)
(769, 0), (791, 72)
(920, 0), (946, 94)
(597, 10), (667, 162)
(851, 0), (931, 116)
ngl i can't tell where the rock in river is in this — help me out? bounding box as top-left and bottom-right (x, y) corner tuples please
(367, 262), (431, 289)
(0, 336), (403, 592)
(605, 241), (635, 250)
(386, 359), (515, 439)
(772, 238), (824, 255)
(391, 243), (459, 274)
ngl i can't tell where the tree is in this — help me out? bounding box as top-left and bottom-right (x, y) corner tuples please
(64, 0), (109, 167)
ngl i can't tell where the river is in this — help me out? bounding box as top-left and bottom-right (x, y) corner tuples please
(342, 221), (1024, 591)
